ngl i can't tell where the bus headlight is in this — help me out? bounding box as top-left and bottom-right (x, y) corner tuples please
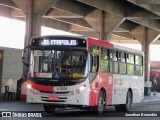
(71, 84), (86, 95)
(27, 84), (39, 94)
(79, 84), (86, 92)
(27, 84), (32, 89)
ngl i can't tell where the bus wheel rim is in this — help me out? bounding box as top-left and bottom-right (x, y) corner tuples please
(98, 94), (104, 112)
(127, 92), (131, 109)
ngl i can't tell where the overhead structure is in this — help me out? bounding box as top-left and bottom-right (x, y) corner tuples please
(0, 0), (160, 95)
(0, 0), (159, 42)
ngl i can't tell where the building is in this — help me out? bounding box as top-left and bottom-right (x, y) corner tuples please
(0, 47), (23, 95)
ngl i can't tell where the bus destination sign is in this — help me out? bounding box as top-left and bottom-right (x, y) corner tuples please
(40, 40), (78, 46)
(31, 37), (87, 48)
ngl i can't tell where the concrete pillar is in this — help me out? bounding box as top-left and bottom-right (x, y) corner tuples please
(142, 28), (151, 96)
(23, 14), (42, 74)
(23, 0), (42, 75)
(99, 11), (105, 40)
(141, 28), (150, 82)
(24, 14), (42, 47)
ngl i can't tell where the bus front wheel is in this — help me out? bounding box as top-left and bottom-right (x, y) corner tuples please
(94, 91), (105, 115)
(43, 104), (56, 113)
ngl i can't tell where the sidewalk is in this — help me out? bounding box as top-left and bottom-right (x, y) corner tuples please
(143, 92), (160, 102)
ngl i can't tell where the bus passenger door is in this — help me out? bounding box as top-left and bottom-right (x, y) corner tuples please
(88, 46), (99, 106)
(89, 54), (99, 81)
(89, 45), (99, 82)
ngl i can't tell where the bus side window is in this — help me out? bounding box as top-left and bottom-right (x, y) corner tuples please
(101, 48), (109, 72)
(113, 51), (119, 73)
(119, 52), (127, 74)
(109, 50), (113, 73)
(90, 45), (99, 55)
(135, 55), (143, 76)
(127, 53), (135, 75)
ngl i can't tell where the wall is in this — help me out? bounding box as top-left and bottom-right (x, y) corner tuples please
(0, 47), (23, 93)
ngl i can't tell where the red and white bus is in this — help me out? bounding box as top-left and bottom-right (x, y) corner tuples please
(22, 35), (144, 114)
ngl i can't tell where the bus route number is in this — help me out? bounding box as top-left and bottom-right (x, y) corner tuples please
(56, 86), (67, 91)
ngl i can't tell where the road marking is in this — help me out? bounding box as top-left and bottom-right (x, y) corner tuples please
(142, 99), (160, 103)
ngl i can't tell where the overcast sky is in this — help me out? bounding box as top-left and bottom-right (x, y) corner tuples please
(0, 16), (159, 61)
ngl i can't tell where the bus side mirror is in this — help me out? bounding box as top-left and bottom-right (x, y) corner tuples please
(22, 46), (30, 67)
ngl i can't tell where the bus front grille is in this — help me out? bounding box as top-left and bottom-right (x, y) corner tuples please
(39, 91), (70, 94)
(41, 100), (66, 102)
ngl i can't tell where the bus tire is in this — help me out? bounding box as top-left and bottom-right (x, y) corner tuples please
(44, 104), (56, 113)
(94, 90), (105, 115)
(115, 105), (123, 112)
(121, 91), (132, 111)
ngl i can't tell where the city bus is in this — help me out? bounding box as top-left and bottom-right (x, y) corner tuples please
(22, 35), (144, 115)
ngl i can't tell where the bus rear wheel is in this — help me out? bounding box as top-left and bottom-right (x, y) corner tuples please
(94, 91), (105, 115)
(43, 104), (56, 113)
(121, 91), (132, 111)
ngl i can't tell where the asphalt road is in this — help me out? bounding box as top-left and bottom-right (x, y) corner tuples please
(0, 94), (160, 119)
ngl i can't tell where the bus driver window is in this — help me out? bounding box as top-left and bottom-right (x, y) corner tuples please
(90, 45), (99, 72)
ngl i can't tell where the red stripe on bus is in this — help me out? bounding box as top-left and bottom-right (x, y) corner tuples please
(87, 38), (113, 48)
(89, 89), (98, 106)
(28, 81), (53, 92)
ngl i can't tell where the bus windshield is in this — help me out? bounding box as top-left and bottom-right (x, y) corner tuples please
(30, 49), (88, 80)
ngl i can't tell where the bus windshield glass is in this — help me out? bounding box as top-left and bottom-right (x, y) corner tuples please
(31, 49), (88, 80)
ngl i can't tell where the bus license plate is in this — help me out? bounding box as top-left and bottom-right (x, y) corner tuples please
(48, 96), (59, 100)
